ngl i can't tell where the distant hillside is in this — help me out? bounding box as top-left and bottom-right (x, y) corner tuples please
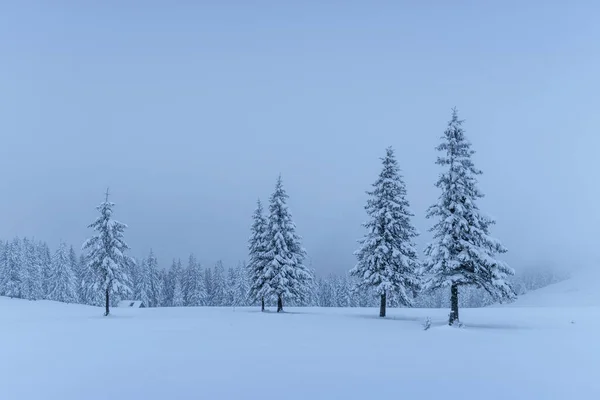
(510, 268), (600, 307)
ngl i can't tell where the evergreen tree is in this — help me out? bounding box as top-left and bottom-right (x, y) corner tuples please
(135, 253), (153, 307)
(128, 257), (140, 300)
(82, 191), (133, 316)
(1, 237), (24, 298)
(233, 262), (249, 307)
(422, 109), (516, 325)
(68, 246), (83, 303)
(247, 199), (270, 311)
(77, 254), (87, 303)
(158, 269), (170, 307)
(185, 254), (207, 307)
(48, 241), (77, 303)
(171, 259), (185, 307)
(226, 267), (237, 306)
(350, 147), (421, 317)
(146, 250), (162, 307)
(263, 176), (312, 312)
(212, 261), (226, 306)
(204, 267), (214, 306)
(38, 241), (52, 299)
(23, 238), (43, 300)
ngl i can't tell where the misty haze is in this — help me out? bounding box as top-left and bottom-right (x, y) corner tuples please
(1, 2), (598, 400)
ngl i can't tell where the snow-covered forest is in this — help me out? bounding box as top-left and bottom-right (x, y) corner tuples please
(0, 235), (567, 309)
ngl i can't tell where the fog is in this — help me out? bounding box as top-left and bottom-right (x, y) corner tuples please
(0, 2), (598, 274)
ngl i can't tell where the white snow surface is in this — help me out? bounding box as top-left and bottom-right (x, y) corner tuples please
(2, 277), (599, 400)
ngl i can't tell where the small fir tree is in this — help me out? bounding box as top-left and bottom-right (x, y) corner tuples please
(82, 190), (133, 316)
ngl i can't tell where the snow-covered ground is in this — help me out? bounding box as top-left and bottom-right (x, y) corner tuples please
(2, 275), (599, 400)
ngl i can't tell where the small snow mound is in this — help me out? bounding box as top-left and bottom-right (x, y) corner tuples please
(511, 268), (600, 307)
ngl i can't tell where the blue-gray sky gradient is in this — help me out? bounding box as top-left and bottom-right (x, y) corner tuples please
(1, 1), (598, 273)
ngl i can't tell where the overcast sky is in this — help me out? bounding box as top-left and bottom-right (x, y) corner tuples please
(0, 1), (598, 274)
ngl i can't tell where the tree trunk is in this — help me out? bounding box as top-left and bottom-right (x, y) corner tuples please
(379, 292), (386, 318)
(449, 284), (459, 325)
(277, 294), (283, 313)
(261, 297), (265, 312)
(104, 287), (110, 317)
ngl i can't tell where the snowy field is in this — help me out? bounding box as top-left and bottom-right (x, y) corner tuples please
(2, 274), (599, 400)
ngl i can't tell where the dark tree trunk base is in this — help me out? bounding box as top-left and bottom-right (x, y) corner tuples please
(104, 288), (110, 317)
(261, 298), (265, 312)
(449, 284), (459, 326)
(277, 295), (283, 313)
(379, 292), (386, 318)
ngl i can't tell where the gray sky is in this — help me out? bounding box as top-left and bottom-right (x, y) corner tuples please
(1, 1), (598, 274)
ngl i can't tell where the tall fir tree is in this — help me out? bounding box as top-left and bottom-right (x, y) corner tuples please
(23, 238), (43, 300)
(38, 241), (53, 299)
(204, 267), (214, 306)
(48, 241), (77, 303)
(233, 261), (250, 307)
(135, 253), (153, 307)
(185, 254), (207, 307)
(212, 261), (226, 306)
(68, 245), (83, 303)
(247, 199), (270, 311)
(171, 259), (185, 307)
(422, 109), (516, 325)
(1, 238), (24, 298)
(128, 257), (140, 300)
(263, 176), (312, 312)
(350, 147), (421, 317)
(158, 269), (170, 307)
(146, 250), (162, 307)
(82, 191), (133, 316)
(226, 267), (237, 306)
(77, 254), (88, 304)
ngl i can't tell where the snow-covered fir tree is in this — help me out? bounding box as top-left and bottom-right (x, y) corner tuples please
(47, 241), (77, 303)
(158, 269), (170, 307)
(171, 259), (185, 307)
(350, 147), (421, 317)
(263, 176), (312, 312)
(23, 238), (43, 300)
(146, 250), (163, 307)
(212, 261), (227, 306)
(77, 254), (87, 303)
(233, 262), (249, 307)
(126, 257), (139, 300)
(69, 245), (83, 303)
(1, 238), (24, 298)
(185, 254), (207, 307)
(422, 109), (516, 325)
(204, 267), (214, 306)
(38, 242), (52, 299)
(226, 267), (237, 306)
(82, 191), (133, 316)
(135, 253), (153, 308)
(247, 199), (270, 311)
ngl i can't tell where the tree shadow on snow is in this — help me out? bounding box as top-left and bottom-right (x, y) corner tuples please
(237, 309), (313, 315)
(458, 322), (531, 331)
(350, 313), (422, 322)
